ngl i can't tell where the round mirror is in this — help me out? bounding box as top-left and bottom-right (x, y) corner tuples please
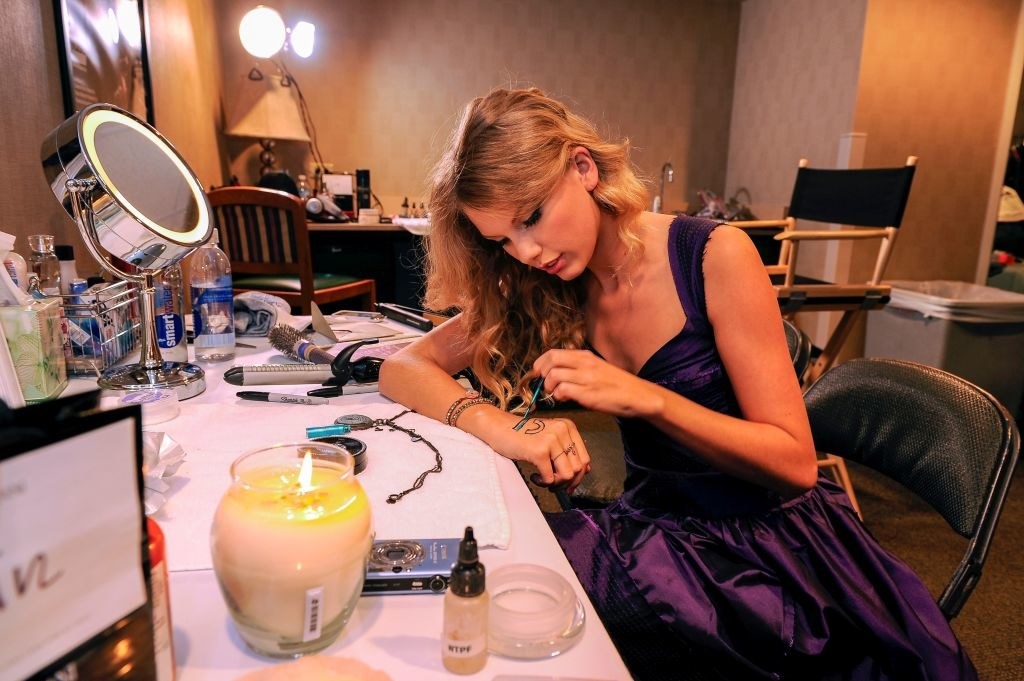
(41, 103), (214, 399)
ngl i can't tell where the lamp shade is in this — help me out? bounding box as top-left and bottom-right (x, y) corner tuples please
(224, 72), (310, 142)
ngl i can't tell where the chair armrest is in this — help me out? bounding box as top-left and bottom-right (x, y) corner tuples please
(775, 228), (892, 242)
(726, 218), (793, 229)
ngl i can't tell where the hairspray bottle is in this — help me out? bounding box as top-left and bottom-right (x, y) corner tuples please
(442, 526), (488, 674)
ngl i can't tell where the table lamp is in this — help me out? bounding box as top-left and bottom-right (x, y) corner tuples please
(224, 70), (311, 177)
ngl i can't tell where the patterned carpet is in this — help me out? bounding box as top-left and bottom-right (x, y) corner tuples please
(850, 461), (1024, 680)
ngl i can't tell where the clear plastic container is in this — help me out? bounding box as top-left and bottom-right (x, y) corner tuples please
(28, 234), (61, 296)
(487, 563), (585, 659)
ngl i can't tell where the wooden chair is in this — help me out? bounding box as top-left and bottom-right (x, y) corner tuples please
(732, 156), (918, 384)
(207, 187), (375, 315)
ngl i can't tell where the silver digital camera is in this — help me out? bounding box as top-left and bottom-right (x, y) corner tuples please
(362, 538), (460, 595)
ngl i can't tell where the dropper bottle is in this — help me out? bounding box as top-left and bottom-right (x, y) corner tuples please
(442, 526), (488, 674)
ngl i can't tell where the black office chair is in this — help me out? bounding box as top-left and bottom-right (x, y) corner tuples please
(534, 319), (814, 512)
(803, 357), (1020, 619)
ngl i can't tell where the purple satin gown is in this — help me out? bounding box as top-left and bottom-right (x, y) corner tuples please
(547, 217), (977, 680)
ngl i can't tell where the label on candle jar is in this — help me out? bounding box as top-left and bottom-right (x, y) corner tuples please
(303, 586), (325, 642)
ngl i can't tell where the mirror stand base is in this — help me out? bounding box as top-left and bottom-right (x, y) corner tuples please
(99, 362), (207, 401)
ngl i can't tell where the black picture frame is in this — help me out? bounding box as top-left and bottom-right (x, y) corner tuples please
(52, 0), (155, 125)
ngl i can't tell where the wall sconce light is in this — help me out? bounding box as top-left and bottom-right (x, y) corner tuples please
(239, 6), (315, 60)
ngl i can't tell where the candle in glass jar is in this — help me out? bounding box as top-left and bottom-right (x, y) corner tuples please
(211, 444), (373, 657)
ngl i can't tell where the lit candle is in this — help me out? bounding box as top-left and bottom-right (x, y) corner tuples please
(210, 443), (373, 657)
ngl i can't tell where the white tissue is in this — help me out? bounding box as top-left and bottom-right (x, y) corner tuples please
(0, 230), (32, 305)
(141, 431), (187, 514)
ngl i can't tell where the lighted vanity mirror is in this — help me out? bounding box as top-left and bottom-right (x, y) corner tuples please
(41, 102), (213, 400)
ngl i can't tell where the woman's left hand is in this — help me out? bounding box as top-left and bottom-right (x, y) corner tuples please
(533, 349), (663, 419)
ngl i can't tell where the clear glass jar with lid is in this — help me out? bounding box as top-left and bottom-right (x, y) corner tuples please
(28, 234), (61, 295)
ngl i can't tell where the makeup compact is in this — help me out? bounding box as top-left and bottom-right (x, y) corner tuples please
(309, 435), (368, 474)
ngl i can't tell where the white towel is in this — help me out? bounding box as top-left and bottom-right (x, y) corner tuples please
(151, 398), (511, 572)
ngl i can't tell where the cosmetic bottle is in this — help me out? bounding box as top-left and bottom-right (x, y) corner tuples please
(442, 526), (489, 674)
(148, 517), (177, 680)
(28, 234), (61, 296)
(3, 250), (28, 292)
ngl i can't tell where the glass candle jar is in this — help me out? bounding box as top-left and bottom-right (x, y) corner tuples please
(210, 442), (373, 658)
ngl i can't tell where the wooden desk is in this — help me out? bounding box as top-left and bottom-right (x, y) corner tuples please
(73, 338), (629, 680)
(307, 220), (405, 233)
(307, 222), (425, 309)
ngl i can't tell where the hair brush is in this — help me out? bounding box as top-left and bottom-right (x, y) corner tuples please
(268, 323), (381, 384)
(267, 324), (335, 364)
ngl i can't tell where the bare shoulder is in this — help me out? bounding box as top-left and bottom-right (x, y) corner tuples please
(703, 223), (764, 278)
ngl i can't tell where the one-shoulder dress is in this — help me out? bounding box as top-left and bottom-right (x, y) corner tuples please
(547, 216), (976, 680)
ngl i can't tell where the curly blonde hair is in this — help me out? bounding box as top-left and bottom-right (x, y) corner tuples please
(424, 87), (648, 408)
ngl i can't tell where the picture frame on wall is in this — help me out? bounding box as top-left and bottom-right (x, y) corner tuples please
(53, 0), (155, 125)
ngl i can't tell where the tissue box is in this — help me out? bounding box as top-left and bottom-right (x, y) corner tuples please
(0, 297), (68, 403)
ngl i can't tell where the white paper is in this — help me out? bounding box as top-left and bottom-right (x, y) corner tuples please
(323, 173), (354, 196)
(0, 420), (147, 679)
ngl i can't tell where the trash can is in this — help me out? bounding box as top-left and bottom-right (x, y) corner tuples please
(864, 280), (1024, 417)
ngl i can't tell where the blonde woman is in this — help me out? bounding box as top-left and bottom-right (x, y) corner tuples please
(380, 88), (974, 680)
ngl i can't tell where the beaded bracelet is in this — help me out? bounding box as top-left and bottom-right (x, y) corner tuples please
(448, 397), (493, 428)
(444, 390), (480, 426)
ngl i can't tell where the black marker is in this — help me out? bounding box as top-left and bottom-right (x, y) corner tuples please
(236, 391), (330, 405)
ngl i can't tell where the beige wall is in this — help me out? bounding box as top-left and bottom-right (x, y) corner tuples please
(0, 2), (83, 259)
(727, 0), (867, 216)
(2, 0), (740, 276)
(214, 0), (741, 215)
(728, 0), (1023, 284)
(146, 0), (225, 191)
(854, 0), (1022, 283)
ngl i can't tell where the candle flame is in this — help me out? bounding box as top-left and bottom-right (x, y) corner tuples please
(298, 450), (314, 492)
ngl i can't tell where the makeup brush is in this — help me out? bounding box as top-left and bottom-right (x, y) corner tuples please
(267, 324), (335, 364)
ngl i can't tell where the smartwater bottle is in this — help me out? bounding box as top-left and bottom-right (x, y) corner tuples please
(154, 263), (188, 363)
(189, 229), (235, 362)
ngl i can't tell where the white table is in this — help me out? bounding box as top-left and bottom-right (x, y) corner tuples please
(77, 338), (630, 680)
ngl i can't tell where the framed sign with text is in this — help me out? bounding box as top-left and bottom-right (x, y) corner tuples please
(53, 0), (155, 125)
(0, 392), (156, 680)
